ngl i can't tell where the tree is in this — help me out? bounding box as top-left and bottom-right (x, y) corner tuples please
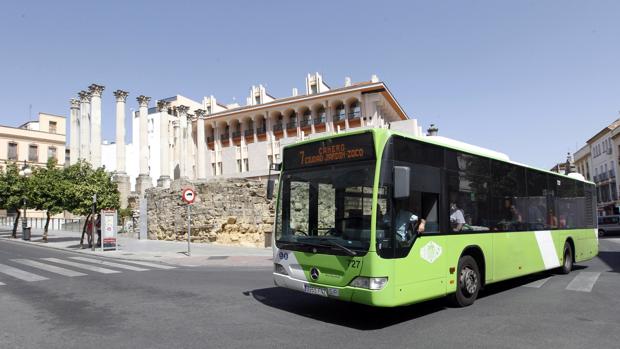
(0, 162), (29, 238)
(63, 160), (120, 247)
(29, 158), (65, 242)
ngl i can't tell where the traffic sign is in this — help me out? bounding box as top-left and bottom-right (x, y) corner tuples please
(182, 188), (196, 204)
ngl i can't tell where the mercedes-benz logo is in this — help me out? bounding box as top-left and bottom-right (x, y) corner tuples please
(310, 267), (320, 280)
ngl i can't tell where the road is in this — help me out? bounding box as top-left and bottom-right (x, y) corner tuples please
(0, 237), (619, 349)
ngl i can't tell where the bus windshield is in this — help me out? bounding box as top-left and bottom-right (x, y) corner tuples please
(274, 161), (376, 255)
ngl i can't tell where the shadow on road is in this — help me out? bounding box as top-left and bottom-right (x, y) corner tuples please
(597, 251), (620, 273)
(244, 287), (446, 330)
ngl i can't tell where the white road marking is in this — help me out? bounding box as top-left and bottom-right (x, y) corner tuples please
(41, 258), (120, 274)
(0, 263), (49, 282)
(534, 231), (561, 269)
(112, 260), (176, 270)
(69, 257), (149, 271)
(566, 272), (601, 292)
(523, 276), (552, 288)
(12, 259), (87, 277)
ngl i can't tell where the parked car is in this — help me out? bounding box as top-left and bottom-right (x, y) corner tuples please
(597, 215), (620, 237)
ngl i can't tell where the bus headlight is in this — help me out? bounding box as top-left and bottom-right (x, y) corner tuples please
(349, 277), (388, 290)
(274, 263), (288, 275)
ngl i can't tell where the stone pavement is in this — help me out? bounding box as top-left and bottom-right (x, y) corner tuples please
(0, 226), (273, 267)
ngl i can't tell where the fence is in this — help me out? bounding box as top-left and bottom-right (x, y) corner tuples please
(0, 215), (84, 232)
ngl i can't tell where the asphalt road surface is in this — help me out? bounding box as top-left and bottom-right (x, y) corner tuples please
(0, 237), (619, 349)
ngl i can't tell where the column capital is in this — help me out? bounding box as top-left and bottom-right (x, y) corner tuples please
(70, 98), (80, 109)
(194, 109), (206, 118)
(113, 90), (129, 102)
(88, 84), (105, 97)
(78, 90), (92, 103)
(157, 100), (171, 112)
(176, 104), (190, 115)
(136, 95), (151, 107)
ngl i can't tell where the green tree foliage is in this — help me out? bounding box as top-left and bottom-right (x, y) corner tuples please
(29, 158), (65, 241)
(63, 160), (120, 215)
(0, 162), (29, 238)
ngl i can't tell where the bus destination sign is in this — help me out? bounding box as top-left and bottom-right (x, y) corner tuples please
(284, 133), (375, 170)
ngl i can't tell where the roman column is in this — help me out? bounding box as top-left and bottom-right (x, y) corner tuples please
(88, 84), (105, 168)
(135, 95), (152, 197)
(195, 109), (207, 180)
(187, 113), (195, 179)
(172, 114), (180, 180)
(177, 105), (189, 179)
(157, 101), (172, 188)
(113, 90), (130, 208)
(69, 98), (80, 165)
(78, 91), (91, 162)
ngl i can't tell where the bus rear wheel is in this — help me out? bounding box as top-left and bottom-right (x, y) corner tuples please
(559, 242), (573, 275)
(450, 255), (480, 307)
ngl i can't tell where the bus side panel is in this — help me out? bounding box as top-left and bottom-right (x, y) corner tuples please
(550, 228), (598, 263)
(393, 235), (448, 305)
(444, 234), (493, 294)
(493, 231), (547, 281)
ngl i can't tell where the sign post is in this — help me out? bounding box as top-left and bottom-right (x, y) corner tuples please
(101, 209), (118, 251)
(181, 188), (196, 257)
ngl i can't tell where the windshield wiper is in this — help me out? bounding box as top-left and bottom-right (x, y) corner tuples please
(277, 240), (357, 256)
(315, 238), (357, 256)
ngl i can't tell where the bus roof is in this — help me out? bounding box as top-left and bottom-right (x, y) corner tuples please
(283, 128), (594, 184)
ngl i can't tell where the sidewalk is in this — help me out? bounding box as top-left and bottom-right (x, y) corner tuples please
(0, 226), (273, 267)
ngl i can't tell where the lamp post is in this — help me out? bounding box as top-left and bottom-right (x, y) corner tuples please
(18, 160), (32, 241)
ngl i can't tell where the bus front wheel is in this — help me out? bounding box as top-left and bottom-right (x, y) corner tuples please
(559, 242), (573, 275)
(450, 255), (480, 307)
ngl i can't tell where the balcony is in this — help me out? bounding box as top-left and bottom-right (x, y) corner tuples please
(333, 112), (346, 122)
(273, 123), (283, 132)
(300, 119), (312, 128)
(257, 127), (266, 135)
(207, 136), (214, 143)
(314, 116), (326, 125)
(232, 131), (241, 138)
(286, 121), (297, 130)
(348, 110), (361, 120)
(610, 170), (616, 179)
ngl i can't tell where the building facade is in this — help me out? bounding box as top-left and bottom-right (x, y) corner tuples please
(0, 112), (66, 171)
(571, 118), (620, 215)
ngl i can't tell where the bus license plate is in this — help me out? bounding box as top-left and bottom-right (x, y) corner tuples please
(304, 284), (328, 297)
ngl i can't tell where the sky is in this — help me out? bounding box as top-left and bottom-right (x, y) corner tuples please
(0, 0), (619, 169)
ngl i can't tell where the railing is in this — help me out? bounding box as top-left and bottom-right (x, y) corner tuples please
(286, 121), (297, 129)
(334, 112), (346, 121)
(257, 127), (267, 135)
(0, 216), (84, 232)
(232, 131), (241, 138)
(220, 134), (228, 141)
(244, 129), (253, 137)
(610, 170), (615, 179)
(348, 110), (361, 120)
(600, 172), (609, 181)
(207, 136), (214, 143)
(273, 124), (283, 132)
(300, 119), (312, 127)
(593, 175), (599, 183)
(314, 116), (326, 125)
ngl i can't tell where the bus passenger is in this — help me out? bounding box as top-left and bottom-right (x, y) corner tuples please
(394, 199), (426, 244)
(450, 202), (466, 232)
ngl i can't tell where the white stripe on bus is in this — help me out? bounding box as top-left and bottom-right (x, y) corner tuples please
(0, 263), (49, 282)
(534, 231), (560, 270)
(12, 259), (87, 277)
(69, 257), (149, 271)
(41, 258), (120, 274)
(566, 272), (600, 292)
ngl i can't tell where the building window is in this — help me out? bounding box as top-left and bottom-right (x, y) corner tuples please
(8, 142), (18, 160)
(311, 84), (318, 94)
(206, 106), (211, 114)
(255, 95), (260, 105)
(237, 159), (242, 173)
(49, 121), (57, 134)
(212, 163), (216, 176)
(218, 162), (223, 175)
(243, 158), (249, 172)
(268, 155), (273, 167)
(28, 145), (38, 162)
(47, 146), (57, 161)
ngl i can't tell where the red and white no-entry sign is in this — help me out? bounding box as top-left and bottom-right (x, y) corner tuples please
(182, 188), (196, 204)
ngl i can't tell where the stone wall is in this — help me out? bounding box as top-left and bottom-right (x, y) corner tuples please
(145, 178), (275, 247)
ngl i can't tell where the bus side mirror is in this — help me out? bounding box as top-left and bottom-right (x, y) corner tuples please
(393, 166), (410, 199)
(266, 179), (275, 200)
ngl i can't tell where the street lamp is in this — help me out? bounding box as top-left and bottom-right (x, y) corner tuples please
(18, 160), (32, 241)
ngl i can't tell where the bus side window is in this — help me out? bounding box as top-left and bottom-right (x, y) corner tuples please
(421, 192), (440, 234)
(447, 170), (490, 232)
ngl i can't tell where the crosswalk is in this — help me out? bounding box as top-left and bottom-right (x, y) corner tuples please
(0, 256), (175, 286)
(523, 271), (603, 293)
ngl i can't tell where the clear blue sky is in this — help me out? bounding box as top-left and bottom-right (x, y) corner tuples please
(1, 0), (619, 169)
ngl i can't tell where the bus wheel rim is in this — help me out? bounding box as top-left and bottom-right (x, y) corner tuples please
(461, 267), (478, 295)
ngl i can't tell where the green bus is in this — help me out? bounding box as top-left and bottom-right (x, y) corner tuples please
(271, 128), (598, 307)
